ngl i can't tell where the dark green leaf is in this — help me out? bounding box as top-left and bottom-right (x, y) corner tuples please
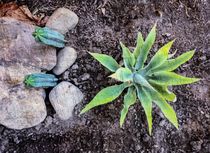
(149, 71), (200, 86)
(80, 83), (129, 114)
(151, 50), (195, 73)
(134, 32), (144, 59)
(89, 52), (120, 72)
(144, 40), (175, 74)
(136, 86), (153, 135)
(147, 89), (178, 129)
(120, 87), (136, 127)
(150, 83), (176, 102)
(120, 42), (135, 69)
(135, 24), (156, 69)
(110, 67), (132, 82)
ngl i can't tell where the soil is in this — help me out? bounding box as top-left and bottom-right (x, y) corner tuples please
(0, 0), (210, 153)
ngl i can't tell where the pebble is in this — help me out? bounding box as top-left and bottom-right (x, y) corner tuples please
(80, 73), (90, 81)
(49, 81), (84, 120)
(53, 47), (77, 75)
(62, 71), (70, 80)
(46, 8), (79, 34)
(71, 64), (79, 70)
(135, 145), (141, 151)
(44, 116), (53, 127)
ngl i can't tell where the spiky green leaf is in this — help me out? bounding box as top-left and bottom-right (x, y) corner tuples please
(89, 52), (120, 72)
(150, 83), (176, 102)
(134, 32), (144, 59)
(147, 89), (178, 129)
(135, 24), (156, 69)
(110, 67), (132, 82)
(80, 83), (129, 114)
(144, 40), (175, 73)
(120, 87), (136, 127)
(149, 71), (200, 86)
(150, 50), (195, 73)
(120, 42), (135, 69)
(136, 86), (153, 135)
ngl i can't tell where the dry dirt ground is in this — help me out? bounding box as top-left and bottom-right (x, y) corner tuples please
(0, 0), (210, 153)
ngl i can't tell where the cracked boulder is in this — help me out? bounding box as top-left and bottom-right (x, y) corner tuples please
(0, 17), (57, 129)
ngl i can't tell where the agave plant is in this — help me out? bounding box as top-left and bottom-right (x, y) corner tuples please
(80, 24), (199, 135)
(33, 27), (65, 48)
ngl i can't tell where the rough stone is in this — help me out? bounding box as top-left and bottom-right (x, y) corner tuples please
(46, 8), (79, 34)
(80, 73), (90, 81)
(71, 64), (79, 70)
(53, 47), (77, 75)
(0, 17), (56, 129)
(0, 17), (57, 71)
(49, 81), (84, 120)
(0, 63), (47, 129)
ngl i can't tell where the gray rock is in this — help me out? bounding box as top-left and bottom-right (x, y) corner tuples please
(80, 73), (90, 81)
(49, 81), (84, 120)
(71, 64), (79, 70)
(0, 17), (57, 71)
(0, 65), (46, 129)
(62, 71), (70, 80)
(46, 8), (79, 34)
(44, 116), (53, 128)
(53, 47), (77, 75)
(0, 17), (55, 129)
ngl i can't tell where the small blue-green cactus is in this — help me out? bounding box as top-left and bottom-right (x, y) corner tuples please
(33, 27), (65, 48)
(24, 73), (58, 88)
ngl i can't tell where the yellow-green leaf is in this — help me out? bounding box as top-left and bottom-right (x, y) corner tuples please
(120, 87), (136, 127)
(150, 83), (177, 102)
(144, 40), (175, 73)
(147, 89), (178, 129)
(134, 32), (144, 59)
(149, 71), (200, 86)
(110, 67), (132, 82)
(89, 52), (120, 72)
(136, 86), (153, 135)
(151, 50), (195, 73)
(80, 83), (128, 114)
(120, 42), (136, 69)
(135, 24), (156, 69)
